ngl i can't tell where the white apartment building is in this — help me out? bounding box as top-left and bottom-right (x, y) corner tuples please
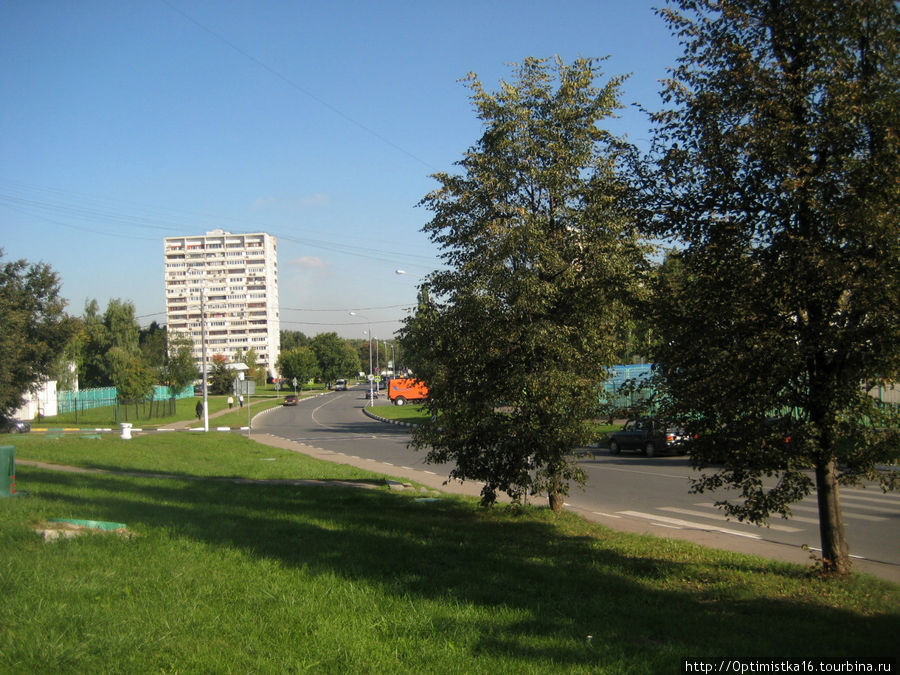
(164, 229), (280, 378)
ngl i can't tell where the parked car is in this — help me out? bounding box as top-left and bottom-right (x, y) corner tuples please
(0, 418), (31, 434)
(607, 418), (690, 457)
(283, 395), (299, 406)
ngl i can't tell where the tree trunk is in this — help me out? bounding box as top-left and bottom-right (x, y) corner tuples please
(815, 458), (850, 576)
(548, 469), (564, 513)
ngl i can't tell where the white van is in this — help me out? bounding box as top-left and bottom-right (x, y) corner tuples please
(334, 379), (347, 391)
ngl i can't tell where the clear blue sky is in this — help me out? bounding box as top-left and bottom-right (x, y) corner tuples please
(0, 0), (681, 339)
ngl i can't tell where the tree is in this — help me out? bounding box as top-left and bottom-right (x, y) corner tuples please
(276, 346), (319, 390)
(108, 347), (155, 402)
(400, 57), (646, 510)
(640, 0), (900, 575)
(77, 299), (109, 387)
(75, 298), (144, 387)
(235, 347), (266, 386)
(162, 335), (198, 398)
(280, 330), (309, 352)
(310, 333), (359, 387)
(139, 321), (168, 373)
(0, 251), (77, 418)
(208, 354), (234, 395)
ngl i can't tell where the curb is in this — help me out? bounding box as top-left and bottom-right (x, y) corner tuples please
(362, 407), (417, 428)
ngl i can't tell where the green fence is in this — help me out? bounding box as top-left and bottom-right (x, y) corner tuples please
(56, 385), (194, 422)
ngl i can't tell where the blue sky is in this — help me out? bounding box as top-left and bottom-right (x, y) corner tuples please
(0, 0), (682, 339)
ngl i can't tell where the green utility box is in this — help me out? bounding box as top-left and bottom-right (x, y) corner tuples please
(1, 446), (14, 497)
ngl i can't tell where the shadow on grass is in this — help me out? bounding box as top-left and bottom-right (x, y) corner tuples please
(17, 467), (899, 668)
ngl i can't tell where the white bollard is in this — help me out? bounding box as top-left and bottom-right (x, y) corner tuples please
(120, 422), (133, 440)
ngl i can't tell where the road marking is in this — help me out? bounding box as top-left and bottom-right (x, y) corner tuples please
(424, 471), (437, 475)
(787, 504), (886, 522)
(660, 507), (802, 532)
(593, 511), (621, 519)
(805, 546), (867, 561)
(694, 502), (821, 525)
(618, 511), (762, 539)
(583, 464), (687, 480)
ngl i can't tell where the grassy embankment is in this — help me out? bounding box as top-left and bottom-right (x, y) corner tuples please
(1, 433), (895, 672)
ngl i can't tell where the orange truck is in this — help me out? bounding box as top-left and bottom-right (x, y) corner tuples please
(388, 378), (428, 406)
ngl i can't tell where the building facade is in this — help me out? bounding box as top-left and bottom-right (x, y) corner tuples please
(164, 230), (280, 378)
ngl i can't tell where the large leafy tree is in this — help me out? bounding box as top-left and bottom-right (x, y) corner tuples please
(277, 346), (319, 390)
(640, 0), (899, 575)
(310, 333), (360, 387)
(400, 57), (646, 510)
(0, 251), (77, 418)
(162, 335), (198, 398)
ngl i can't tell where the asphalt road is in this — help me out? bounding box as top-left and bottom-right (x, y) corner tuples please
(255, 387), (900, 582)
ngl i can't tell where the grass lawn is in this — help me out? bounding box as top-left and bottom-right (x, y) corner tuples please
(34, 394), (304, 430)
(1, 434), (896, 672)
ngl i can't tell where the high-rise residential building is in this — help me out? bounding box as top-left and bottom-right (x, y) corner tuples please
(164, 229), (280, 378)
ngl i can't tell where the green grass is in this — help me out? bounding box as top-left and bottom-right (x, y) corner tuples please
(374, 403), (432, 424)
(34, 394), (307, 430)
(1, 434), (896, 672)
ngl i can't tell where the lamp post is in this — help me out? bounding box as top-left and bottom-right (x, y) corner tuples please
(190, 270), (210, 433)
(349, 312), (374, 405)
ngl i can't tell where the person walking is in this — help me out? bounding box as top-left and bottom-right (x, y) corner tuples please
(238, 394), (244, 408)
(195, 400), (204, 421)
(227, 396), (234, 409)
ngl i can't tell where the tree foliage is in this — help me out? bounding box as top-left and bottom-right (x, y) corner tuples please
(310, 333), (360, 386)
(208, 354), (234, 395)
(639, 0), (900, 575)
(162, 335), (198, 398)
(400, 57), (646, 510)
(277, 346), (319, 389)
(0, 251), (77, 418)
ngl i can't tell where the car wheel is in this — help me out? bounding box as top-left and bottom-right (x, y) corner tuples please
(608, 440), (620, 455)
(644, 442), (657, 458)
(394, 396), (406, 406)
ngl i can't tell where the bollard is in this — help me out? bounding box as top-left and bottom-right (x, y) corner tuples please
(120, 422), (133, 440)
(0, 446), (14, 497)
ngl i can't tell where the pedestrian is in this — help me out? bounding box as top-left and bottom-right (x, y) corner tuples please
(238, 394), (244, 408)
(196, 400), (203, 420)
(227, 396), (233, 409)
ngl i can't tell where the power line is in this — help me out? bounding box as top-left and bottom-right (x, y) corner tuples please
(158, 0), (438, 171)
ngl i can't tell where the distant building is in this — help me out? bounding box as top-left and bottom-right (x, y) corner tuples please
(164, 229), (280, 378)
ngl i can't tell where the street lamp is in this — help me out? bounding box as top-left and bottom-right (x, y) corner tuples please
(189, 270), (210, 432)
(349, 312), (374, 405)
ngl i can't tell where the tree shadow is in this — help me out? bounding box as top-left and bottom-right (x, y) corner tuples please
(17, 468), (899, 668)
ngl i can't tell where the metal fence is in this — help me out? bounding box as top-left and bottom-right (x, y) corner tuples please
(56, 385), (194, 422)
(598, 364), (658, 418)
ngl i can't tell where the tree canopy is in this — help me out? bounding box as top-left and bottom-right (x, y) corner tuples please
(0, 251), (77, 419)
(310, 333), (359, 386)
(639, 0), (900, 575)
(401, 57), (646, 510)
(277, 346), (319, 389)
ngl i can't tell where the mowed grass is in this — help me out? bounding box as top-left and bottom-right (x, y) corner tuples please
(1, 434), (897, 673)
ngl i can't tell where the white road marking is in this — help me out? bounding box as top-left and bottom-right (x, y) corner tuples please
(660, 507), (802, 532)
(618, 511), (762, 539)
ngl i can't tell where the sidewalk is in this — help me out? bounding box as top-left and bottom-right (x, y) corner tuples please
(162, 398), (282, 430)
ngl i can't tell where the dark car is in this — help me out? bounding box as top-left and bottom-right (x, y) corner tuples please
(0, 418), (31, 434)
(607, 418), (690, 457)
(283, 395), (299, 406)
